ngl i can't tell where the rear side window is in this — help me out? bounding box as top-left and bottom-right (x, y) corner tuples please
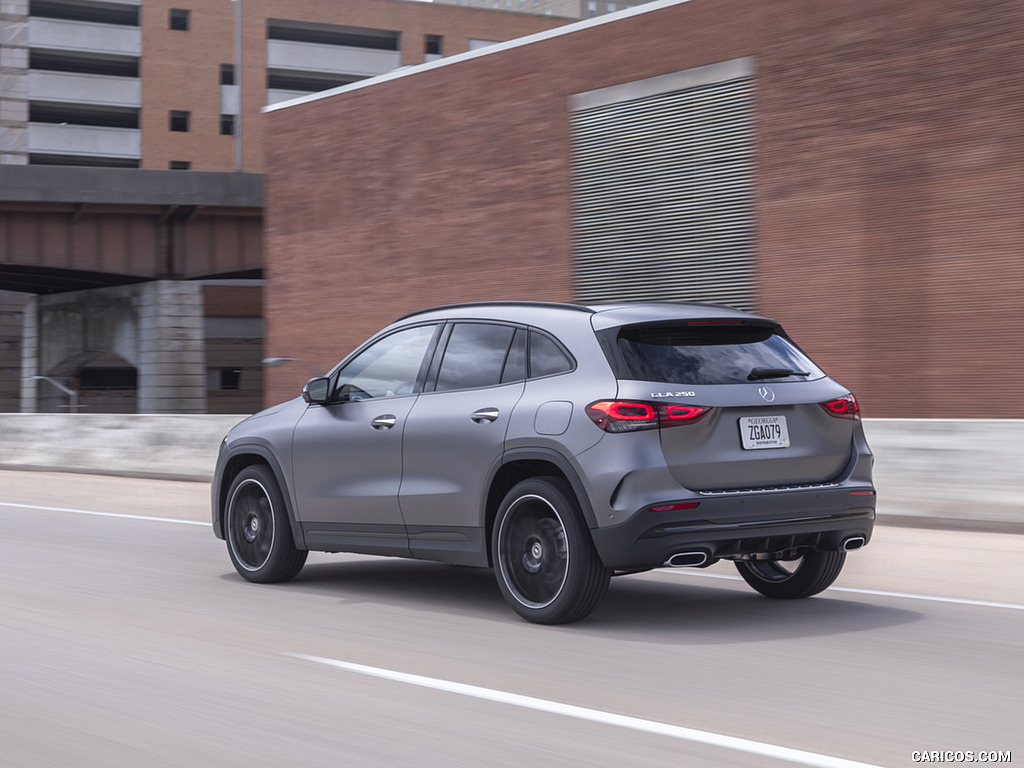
(609, 323), (824, 385)
(529, 331), (573, 378)
(501, 329), (527, 383)
(436, 323), (518, 391)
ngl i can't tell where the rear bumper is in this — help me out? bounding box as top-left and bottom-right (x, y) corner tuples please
(589, 485), (875, 571)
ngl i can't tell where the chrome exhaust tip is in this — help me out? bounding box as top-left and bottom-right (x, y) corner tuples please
(664, 551), (709, 568)
(841, 536), (866, 552)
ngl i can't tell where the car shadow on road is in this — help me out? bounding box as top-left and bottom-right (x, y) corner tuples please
(585, 573), (922, 644)
(263, 557), (511, 619)
(257, 556), (921, 642)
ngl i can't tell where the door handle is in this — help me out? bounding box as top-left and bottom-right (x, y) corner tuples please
(371, 414), (397, 430)
(471, 408), (499, 423)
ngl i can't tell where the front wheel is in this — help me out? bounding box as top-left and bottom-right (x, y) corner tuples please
(225, 464), (307, 583)
(735, 550), (846, 599)
(492, 477), (610, 624)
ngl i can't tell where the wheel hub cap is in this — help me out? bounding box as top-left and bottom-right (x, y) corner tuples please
(244, 514), (260, 542)
(522, 537), (544, 573)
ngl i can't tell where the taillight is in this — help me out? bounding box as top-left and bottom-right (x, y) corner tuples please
(820, 394), (860, 419)
(586, 400), (710, 433)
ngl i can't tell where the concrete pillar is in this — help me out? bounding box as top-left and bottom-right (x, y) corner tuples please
(0, 0), (29, 165)
(19, 293), (37, 412)
(137, 281), (206, 413)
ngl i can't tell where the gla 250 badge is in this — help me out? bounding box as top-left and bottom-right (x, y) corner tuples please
(651, 391), (697, 398)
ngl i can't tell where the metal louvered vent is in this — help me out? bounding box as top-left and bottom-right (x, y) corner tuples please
(571, 65), (756, 310)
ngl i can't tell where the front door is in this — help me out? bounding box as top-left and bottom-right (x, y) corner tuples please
(291, 323), (440, 556)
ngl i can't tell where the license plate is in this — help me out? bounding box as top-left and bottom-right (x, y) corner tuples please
(739, 416), (790, 450)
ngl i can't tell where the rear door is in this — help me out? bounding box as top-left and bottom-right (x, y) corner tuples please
(400, 322), (526, 557)
(607, 320), (856, 491)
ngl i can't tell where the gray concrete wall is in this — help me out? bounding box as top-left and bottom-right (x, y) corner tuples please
(862, 419), (1022, 532)
(22, 281), (208, 414)
(0, 415), (1019, 531)
(0, 413), (244, 481)
(0, 166), (264, 206)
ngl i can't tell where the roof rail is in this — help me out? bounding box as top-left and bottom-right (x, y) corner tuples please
(395, 301), (594, 322)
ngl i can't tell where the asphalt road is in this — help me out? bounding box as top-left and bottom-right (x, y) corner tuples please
(1, 470), (1020, 768)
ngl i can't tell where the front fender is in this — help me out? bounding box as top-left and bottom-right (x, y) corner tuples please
(211, 441), (305, 548)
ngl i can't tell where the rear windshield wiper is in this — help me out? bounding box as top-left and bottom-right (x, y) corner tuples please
(748, 368), (811, 380)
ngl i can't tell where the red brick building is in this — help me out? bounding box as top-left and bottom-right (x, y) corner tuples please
(1, 0), (567, 412)
(138, 0), (568, 172)
(264, 0), (1023, 418)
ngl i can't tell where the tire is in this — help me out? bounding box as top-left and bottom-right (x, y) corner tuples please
(492, 477), (610, 624)
(225, 464), (307, 583)
(734, 549), (846, 599)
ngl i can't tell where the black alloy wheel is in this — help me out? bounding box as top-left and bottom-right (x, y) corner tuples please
(493, 477), (610, 624)
(734, 550), (846, 599)
(225, 464), (307, 583)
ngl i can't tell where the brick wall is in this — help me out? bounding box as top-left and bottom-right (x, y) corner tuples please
(139, 0), (568, 172)
(264, 0), (1024, 417)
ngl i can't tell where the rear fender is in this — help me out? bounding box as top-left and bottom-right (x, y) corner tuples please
(485, 447), (598, 530)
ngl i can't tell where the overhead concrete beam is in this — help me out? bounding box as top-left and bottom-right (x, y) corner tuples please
(0, 165), (264, 208)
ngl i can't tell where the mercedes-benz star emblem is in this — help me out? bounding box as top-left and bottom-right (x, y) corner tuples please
(758, 386), (776, 402)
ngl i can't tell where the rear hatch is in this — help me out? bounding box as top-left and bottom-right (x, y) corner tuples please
(597, 318), (858, 491)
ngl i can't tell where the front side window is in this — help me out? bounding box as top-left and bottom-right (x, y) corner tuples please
(435, 323), (517, 392)
(610, 323), (824, 385)
(334, 324), (437, 401)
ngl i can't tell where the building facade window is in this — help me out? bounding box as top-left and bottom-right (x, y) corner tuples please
(169, 161), (191, 170)
(169, 111), (191, 132)
(425, 35), (443, 57)
(169, 8), (190, 30)
(220, 64), (235, 86)
(220, 368), (242, 390)
(220, 115), (235, 136)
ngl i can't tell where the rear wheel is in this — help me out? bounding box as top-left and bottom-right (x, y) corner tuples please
(225, 464), (307, 583)
(735, 550), (846, 599)
(493, 477), (610, 624)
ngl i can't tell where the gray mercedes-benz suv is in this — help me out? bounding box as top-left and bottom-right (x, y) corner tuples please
(212, 301), (875, 623)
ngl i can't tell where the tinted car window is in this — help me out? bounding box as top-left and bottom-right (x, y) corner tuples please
(436, 323), (517, 392)
(612, 324), (824, 385)
(334, 324), (437, 400)
(501, 328), (527, 384)
(529, 331), (573, 378)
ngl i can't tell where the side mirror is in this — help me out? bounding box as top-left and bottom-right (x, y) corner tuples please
(301, 377), (331, 405)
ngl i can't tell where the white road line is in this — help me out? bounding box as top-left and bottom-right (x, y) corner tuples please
(0, 501), (209, 526)
(657, 569), (1024, 611)
(289, 653), (885, 768)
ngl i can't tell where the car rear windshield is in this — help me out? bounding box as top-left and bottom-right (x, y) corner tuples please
(605, 323), (825, 385)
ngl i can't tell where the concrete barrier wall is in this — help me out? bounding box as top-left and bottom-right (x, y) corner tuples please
(862, 419), (1022, 531)
(0, 415), (1020, 531)
(0, 414), (245, 481)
